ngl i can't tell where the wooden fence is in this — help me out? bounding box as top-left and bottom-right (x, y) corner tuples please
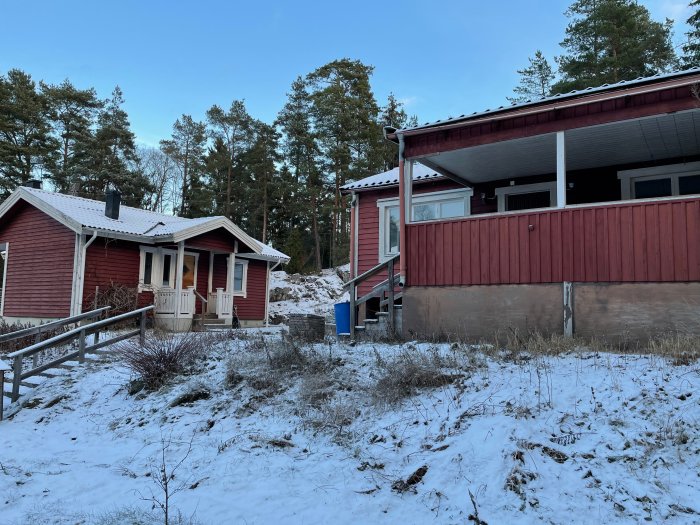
(5, 305), (153, 403)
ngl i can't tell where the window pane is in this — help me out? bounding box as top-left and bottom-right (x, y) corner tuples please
(162, 254), (171, 286)
(679, 174), (700, 195)
(234, 261), (244, 292)
(506, 191), (551, 211)
(182, 255), (196, 288)
(634, 178), (672, 198)
(143, 252), (153, 285)
(440, 199), (464, 218)
(388, 206), (399, 253)
(413, 203), (437, 222)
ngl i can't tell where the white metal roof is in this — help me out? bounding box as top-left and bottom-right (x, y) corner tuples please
(341, 164), (443, 191)
(0, 187), (290, 263)
(400, 68), (700, 134)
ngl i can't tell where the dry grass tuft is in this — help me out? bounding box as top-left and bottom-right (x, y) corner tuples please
(646, 333), (700, 365)
(372, 347), (461, 405)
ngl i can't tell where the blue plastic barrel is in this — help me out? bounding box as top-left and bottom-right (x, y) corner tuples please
(334, 301), (351, 335)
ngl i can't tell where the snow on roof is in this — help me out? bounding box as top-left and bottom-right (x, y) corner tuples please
(10, 188), (289, 262)
(400, 67), (700, 134)
(341, 164), (442, 191)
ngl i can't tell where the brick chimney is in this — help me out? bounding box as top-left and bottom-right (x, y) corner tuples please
(105, 189), (121, 220)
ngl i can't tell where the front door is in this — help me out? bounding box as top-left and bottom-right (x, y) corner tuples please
(182, 254), (197, 288)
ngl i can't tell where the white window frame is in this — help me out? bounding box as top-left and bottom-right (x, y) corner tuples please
(138, 247), (198, 292)
(618, 161), (700, 200)
(495, 181), (557, 212)
(0, 242), (8, 316)
(228, 257), (248, 298)
(377, 188), (473, 262)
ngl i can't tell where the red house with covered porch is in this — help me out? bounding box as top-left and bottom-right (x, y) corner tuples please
(0, 186), (289, 330)
(345, 68), (700, 341)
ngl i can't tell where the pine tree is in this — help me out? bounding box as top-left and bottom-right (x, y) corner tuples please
(682, 1), (700, 68)
(554, 0), (675, 93)
(378, 93), (409, 170)
(160, 115), (208, 217)
(206, 101), (254, 219)
(42, 79), (102, 193)
(0, 69), (56, 197)
(78, 87), (151, 206)
(307, 58), (384, 266)
(508, 51), (556, 103)
(276, 76), (324, 270)
(243, 121), (280, 243)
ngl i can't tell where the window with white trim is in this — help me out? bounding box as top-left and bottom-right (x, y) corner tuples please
(377, 188), (473, 261)
(618, 162), (700, 200)
(495, 182), (557, 212)
(229, 258), (248, 297)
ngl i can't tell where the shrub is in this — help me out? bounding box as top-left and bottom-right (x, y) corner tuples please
(117, 333), (204, 390)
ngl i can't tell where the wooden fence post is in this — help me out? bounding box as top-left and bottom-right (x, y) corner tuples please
(78, 329), (86, 364)
(0, 369), (5, 421)
(387, 257), (395, 335)
(11, 357), (21, 402)
(140, 310), (147, 346)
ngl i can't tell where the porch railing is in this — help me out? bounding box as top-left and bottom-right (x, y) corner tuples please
(154, 287), (196, 316)
(208, 288), (234, 319)
(343, 254), (400, 338)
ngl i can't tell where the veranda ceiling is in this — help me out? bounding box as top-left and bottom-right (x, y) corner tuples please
(421, 109), (700, 184)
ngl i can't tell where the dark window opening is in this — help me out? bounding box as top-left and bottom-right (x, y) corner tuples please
(679, 174), (700, 195)
(506, 191), (551, 211)
(143, 252), (153, 285)
(635, 178), (672, 199)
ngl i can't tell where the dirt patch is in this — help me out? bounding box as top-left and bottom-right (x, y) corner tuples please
(392, 465), (428, 493)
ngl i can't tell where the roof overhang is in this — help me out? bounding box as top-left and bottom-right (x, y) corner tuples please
(415, 109), (700, 184)
(0, 188), (83, 234)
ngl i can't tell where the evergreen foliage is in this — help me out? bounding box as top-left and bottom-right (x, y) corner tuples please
(508, 51), (556, 103)
(553, 0), (675, 93)
(683, 1), (700, 68)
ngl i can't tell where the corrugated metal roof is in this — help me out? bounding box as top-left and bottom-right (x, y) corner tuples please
(15, 188), (290, 262)
(399, 68), (700, 135)
(341, 164), (442, 191)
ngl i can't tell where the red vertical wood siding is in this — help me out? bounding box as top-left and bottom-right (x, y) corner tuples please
(0, 203), (75, 318)
(406, 198), (700, 286)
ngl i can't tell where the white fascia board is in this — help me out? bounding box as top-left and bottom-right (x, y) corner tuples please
(168, 217), (262, 255)
(235, 252), (290, 264)
(0, 189), (83, 234)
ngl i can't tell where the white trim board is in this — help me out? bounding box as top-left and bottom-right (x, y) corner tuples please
(618, 161), (700, 200)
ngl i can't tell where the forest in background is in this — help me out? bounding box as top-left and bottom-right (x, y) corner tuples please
(2, 0), (700, 272)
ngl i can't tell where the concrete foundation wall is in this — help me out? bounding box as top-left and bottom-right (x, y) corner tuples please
(403, 284), (563, 341)
(403, 282), (700, 342)
(573, 283), (700, 341)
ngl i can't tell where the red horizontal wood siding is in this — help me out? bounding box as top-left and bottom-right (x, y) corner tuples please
(0, 203), (75, 318)
(235, 259), (267, 320)
(83, 239), (142, 311)
(406, 198), (700, 286)
(186, 228), (253, 254)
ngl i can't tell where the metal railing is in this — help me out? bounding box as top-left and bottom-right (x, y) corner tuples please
(343, 254), (400, 338)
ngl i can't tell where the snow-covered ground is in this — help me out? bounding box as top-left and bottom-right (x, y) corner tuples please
(1, 332), (699, 525)
(267, 266), (349, 322)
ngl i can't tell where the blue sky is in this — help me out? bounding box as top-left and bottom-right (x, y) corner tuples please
(0, 0), (693, 146)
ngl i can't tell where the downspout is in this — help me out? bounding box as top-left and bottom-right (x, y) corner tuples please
(264, 260), (281, 327)
(397, 133), (406, 285)
(75, 231), (97, 315)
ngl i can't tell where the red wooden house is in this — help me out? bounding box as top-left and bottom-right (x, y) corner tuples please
(344, 68), (700, 341)
(0, 186), (289, 330)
